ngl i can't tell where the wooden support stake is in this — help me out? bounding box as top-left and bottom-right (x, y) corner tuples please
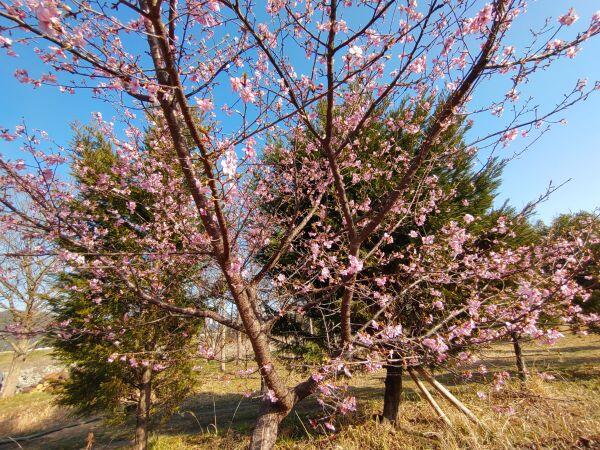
(408, 368), (452, 427)
(416, 367), (483, 427)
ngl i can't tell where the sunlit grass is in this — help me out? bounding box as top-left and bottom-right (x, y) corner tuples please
(0, 334), (598, 448)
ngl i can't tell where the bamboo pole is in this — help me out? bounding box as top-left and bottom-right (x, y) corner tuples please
(408, 368), (452, 427)
(416, 367), (483, 427)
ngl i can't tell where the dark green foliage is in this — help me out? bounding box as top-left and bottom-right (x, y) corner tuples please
(260, 98), (539, 362)
(51, 125), (202, 425)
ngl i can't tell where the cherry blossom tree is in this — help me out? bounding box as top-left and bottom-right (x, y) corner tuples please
(0, 230), (56, 398)
(1, 0), (600, 447)
(546, 212), (600, 332)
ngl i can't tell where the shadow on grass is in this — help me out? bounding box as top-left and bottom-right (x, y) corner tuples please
(2, 337), (598, 449)
(151, 384), (428, 445)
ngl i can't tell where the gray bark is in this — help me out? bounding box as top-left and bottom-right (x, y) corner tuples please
(1, 348), (27, 398)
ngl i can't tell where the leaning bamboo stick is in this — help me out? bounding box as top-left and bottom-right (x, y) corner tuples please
(416, 367), (483, 426)
(408, 368), (452, 427)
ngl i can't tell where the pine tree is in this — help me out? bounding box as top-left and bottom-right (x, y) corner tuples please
(51, 126), (203, 450)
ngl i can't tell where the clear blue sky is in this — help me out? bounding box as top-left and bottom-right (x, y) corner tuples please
(0, 1), (598, 224)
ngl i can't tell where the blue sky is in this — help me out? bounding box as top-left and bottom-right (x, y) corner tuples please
(0, 0), (598, 224)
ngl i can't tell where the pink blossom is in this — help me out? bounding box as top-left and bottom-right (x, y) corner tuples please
(311, 372), (324, 382)
(542, 329), (564, 345)
(198, 345), (215, 359)
(348, 45), (363, 58)
(266, 0), (285, 14)
(207, 0), (220, 12)
(14, 159), (26, 170)
(558, 8), (579, 26)
(493, 371), (510, 391)
(339, 396), (357, 414)
(341, 255), (363, 276)
(239, 86), (257, 103)
(1, 131), (16, 141)
(230, 76), (244, 92)
(318, 383), (334, 396)
(375, 277), (387, 287)
(381, 324), (403, 340)
(422, 235), (435, 245)
(422, 336), (449, 354)
(35, 2), (62, 36)
(243, 138), (256, 159)
(500, 128), (518, 146)
(264, 389), (278, 403)
(221, 147), (237, 178)
(195, 97), (214, 112)
(539, 372), (555, 381)
(407, 54), (427, 74)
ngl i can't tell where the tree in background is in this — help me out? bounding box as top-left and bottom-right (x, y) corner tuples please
(547, 212), (600, 330)
(259, 98), (576, 423)
(0, 232), (57, 398)
(501, 212), (600, 381)
(51, 126), (203, 450)
(259, 100), (507, 420)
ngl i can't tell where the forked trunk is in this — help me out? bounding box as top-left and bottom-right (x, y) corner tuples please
(134, 367), (152, 450)
(249, 402), (285, 450)
(382, 359), (403, 423)
(512, 333), (527, 381)
(1, 349), (27, 398)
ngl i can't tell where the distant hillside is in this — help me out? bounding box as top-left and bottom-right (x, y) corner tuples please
(0, 311), (52, 351)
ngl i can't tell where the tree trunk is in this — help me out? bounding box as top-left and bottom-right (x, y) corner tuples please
(248, 402), (285, 450)
(236, 331), (242, 365)
(382, 360), (403, 423)
(512, 333), (527, 381)
(134, 367), (152, 450)
(220, 341), (226, 372)
(1, 349), (27, 398)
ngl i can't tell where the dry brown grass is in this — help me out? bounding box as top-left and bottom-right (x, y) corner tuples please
(0, 391), (72, 437)
(0, 335), (598, 449)
(299, 374), (600, 450)
(149, 371), (599, 450)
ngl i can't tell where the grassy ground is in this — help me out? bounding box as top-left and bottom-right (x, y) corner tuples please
(0, 334), (598, 449)
(0, 348), (56, 372)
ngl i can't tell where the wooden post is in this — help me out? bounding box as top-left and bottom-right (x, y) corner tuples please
(408, 368), (452, 427)
(512, 333), (528, 381)
(382, 359), (403, 423)
(416, 368), (483, 427)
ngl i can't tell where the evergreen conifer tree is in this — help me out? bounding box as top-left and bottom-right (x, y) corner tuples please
(51, 126), (203, 450)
